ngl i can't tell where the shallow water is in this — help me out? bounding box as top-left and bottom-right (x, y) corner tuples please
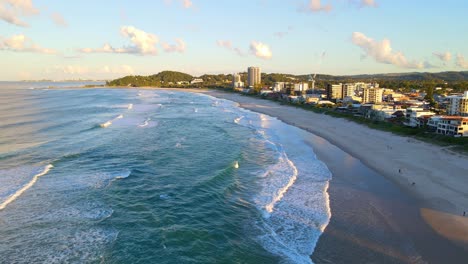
(0, 82), (331, 263)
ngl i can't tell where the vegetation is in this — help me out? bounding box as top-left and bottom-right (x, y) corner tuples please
(106, 70), (468, 92)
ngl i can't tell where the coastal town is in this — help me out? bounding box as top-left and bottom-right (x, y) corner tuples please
(230, 66), (468, 138)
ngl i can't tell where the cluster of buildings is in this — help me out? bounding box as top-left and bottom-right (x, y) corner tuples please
(232, 66), (468, 137)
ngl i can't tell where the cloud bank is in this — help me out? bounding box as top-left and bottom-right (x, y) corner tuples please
(0, 34), (56, 54)
(216, 40), (245, 56)
(351, 32), (425, 69)
(162, 38), (186, 53)
(301, 0), (332, 13)
(80, 26), (159, 55)
(0, 0), (39, 27)
(432, 51), (452, 62)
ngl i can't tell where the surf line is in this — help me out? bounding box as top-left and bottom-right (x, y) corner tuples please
(0, 165), (53, 211)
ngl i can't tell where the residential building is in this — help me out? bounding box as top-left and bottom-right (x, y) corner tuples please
(362, 87), (383, 104)
(326, 83), (343, 100)
(294, 83), (309, 94)
(428, 116), (468, 137)
(404, 107), (436, 127)
(190, 78), (203, 84)
(247, 67), (261, 87)
(232, 73), (244, 89)
(447, 91), (468, 116)
(342, 84), (356, 98)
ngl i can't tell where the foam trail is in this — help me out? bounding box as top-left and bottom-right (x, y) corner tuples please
(234, 116), (244, 124)
(265, 156), (298, 214)
(138, 118), (150, 127)
(100, 114), (124, 128)
(0, 164), (53, 211)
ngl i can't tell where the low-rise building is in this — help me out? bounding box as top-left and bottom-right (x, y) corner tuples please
(404, 108), (435, 127)
(428, 116), (468, 137)
(191, 78), (204, 84)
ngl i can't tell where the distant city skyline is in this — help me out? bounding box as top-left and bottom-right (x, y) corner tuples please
(1, 0), (468, 80)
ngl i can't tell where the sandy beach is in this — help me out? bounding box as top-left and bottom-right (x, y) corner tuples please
(179, 89), (468, 263)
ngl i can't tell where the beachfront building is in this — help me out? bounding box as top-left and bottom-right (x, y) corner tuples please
(342, 84), (356, 98)
(247, 67), (261, 88)
(447, 91), (468, 116)
(191, 78), (203, 84)
(428, 116), (468, 137)
(294, 83), (309, 95)
(404, 107), (436, 127)
(232, 73), (244, 89)
(362, 87), (383, 104)
(326, 83), (343, 100)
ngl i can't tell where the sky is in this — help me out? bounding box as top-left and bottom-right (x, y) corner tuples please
(0, 0), (467, 80)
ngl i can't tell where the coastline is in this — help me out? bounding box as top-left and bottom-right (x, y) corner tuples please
(176, 89), (468, 262)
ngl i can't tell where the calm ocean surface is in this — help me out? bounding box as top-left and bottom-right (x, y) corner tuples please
(0, 82), (332, 264)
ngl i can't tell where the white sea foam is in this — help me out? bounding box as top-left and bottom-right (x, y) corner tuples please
(0, 164), (53, 211)
(196, 94), (332, 263)
(138, 118), (150, 127)
(127, 103), (133, 110)
(234, 116), (244, 124)
(100, 114), (124, 128)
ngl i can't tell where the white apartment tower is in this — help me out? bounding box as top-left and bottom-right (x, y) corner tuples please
(232, 73), (244, 88)
(247, 67), (261, 88)
(448, 91), (468, 116)
(363, 88), (383, 104)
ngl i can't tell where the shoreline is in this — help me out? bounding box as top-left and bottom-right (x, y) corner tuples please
(178, 89), (468, 261)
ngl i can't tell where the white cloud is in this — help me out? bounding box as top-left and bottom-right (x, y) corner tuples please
(456, 54), (468, 69)
(432, 51), (452, 62)
(250, 41), (272, 59)
(0, 0), (39, 27)
(351, 32), (425, 69)
(300, 0), (332, 13)
(217, 39), (246, 56)
(0, 34), (56, 54)
(360, 0), (377, 8)
(45, 64), (135, 79)
(120, 26), (159, 54)
(46, 65), (89, 75)
(101, 65), (135, 75)
(79, 26), (159, 55)
(51, 12), (67, 27)
(182, 0), (192, 9)
(216, 40), (232, 49)
(162, 38), (186, 53)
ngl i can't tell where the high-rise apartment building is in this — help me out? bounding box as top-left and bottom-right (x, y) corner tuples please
(247, 67), (261, 87)
(342, 84), (356, 98)
(326, 83), (343, 100)
(362, 88), (383, 104)
(448, 91), (468, 116)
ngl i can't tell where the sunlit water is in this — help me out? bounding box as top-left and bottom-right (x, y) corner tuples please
(0, 82), (332, 263)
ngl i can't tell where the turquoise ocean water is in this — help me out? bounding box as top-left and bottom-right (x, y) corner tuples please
(0, 82), (332, 263)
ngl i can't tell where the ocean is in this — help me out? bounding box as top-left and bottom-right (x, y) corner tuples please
(0, 82), (332, 264)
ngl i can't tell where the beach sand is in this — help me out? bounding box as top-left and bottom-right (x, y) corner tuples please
(181, 89), (468, 263)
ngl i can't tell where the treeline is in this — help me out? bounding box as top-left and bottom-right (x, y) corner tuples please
(106, 70), (468, 92)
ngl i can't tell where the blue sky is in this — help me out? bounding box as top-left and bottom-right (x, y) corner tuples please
(0, 0), (467, 80)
